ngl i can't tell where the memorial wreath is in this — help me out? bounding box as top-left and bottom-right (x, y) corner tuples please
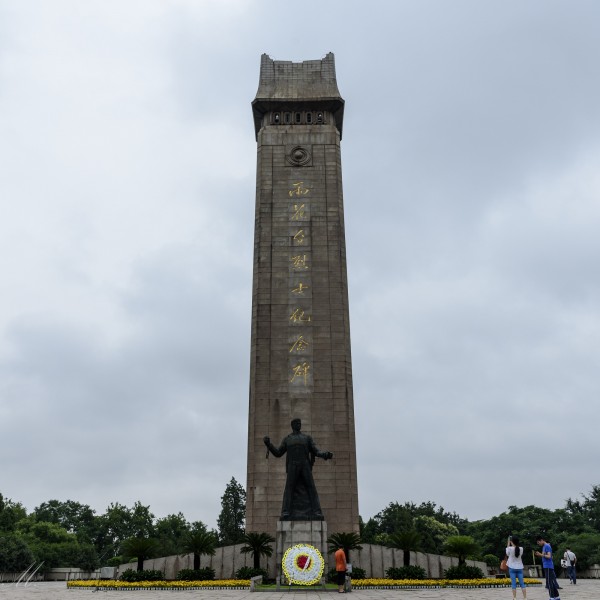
(281, 544), (325, 585)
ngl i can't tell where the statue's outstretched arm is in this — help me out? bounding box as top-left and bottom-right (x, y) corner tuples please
(309, 437), (333, 460)
(263, 436), (286, 458)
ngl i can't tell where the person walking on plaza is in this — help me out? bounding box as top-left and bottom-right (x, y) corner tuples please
(505, 536), (527, 599)
(334, 545), (347, 593)
(535, 535), (560, 600)
(564, 548), (577, 584)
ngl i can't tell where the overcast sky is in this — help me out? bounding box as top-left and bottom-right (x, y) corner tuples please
(1, 0), (599, 530)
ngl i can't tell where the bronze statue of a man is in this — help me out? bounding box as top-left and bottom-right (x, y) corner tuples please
(264, 418), (333, 521)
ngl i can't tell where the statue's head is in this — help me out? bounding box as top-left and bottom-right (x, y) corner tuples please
(291, 418), (301, 432)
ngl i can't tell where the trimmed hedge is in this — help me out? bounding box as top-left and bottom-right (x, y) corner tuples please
(120, 569), (164, 582)
(177, 567), (215, 581)
(386, 565), (427, 579)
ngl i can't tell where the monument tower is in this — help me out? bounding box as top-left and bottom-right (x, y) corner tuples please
(246, 54), (359, 545)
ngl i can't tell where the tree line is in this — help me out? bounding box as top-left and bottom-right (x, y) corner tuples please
(0, 477), (246, 572)
(2, 480), (600, 573)
(360, 484), (600, 570)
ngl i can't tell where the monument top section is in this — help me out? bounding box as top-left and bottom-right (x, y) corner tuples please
(252, 53), (344, 139)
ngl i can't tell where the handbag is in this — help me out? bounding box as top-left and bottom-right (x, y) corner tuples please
(500, 558), (508, 572)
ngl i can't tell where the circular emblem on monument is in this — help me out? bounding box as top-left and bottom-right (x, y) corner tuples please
(286, 146), (311, 166)
(282, 544), (324, 585)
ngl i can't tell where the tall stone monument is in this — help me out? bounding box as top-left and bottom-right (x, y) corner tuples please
(246, 54), (359, 555)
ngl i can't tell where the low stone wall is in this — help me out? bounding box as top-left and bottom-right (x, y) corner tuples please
(118, 544), (254, 580)
(578, 564), (600, 578)
(44, 568), (101, 581)
(0, 569), (97, 582)
(0, 572), (41, 583)
(118, 543), (487, 580)
(351, 544), (486, 579)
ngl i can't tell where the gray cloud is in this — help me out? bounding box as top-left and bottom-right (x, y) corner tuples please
(1, 0), (600, 527)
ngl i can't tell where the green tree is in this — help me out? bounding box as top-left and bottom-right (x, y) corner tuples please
(563, 532), (600, 570)
(567, 485), (600, 532)
(466, 504), (566, 558)
(0, 534), (34, 571)
(0, 494), (27, 532)
(33, 500), (97, 542)
(17, 518), (73, 544)
(359, 516), (378, 544)
(95, 501), (155, 560)
(414, 515), (459, 553)
(121, 537), (158, 572)
(70, 543), (99, 571)
(155, 512), (191, 557)
(364, 500), (467, 545)
(371, 502), (413, 536)
(181, 525), (217, 570)
(240, 532), (275, 569)
(327, 531), (363, 563)
(444, 535), (479, 566)
(17, 517), (98, 570)
(217, 477), (246, 545)
(386, 530), (422, 566)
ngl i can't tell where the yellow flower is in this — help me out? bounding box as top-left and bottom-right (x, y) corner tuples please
(67, 579), (250, 589)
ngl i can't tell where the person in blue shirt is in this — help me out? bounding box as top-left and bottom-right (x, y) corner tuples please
(535, 535), (560, 600)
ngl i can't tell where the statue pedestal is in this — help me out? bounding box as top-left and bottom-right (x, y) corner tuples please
(276, 520), (328, 583)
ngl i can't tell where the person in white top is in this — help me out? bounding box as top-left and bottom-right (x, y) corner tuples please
(505, 536), (526, 599)
(564, 547), (577, 584)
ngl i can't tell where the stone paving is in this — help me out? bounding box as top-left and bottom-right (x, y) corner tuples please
(0, 580), (595, 600)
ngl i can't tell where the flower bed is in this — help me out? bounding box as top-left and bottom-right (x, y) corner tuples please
(67, 579), (250, 589)
(68, 577), (542, 590)
(353, 578), (542, 589)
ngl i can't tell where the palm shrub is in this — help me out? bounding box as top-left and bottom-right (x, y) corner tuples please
(443, 535), (479, 566)
(327, 531), (363, 563)
(386, 529), (422, 566)
(240, 532), (275, 570)
(120, 537), (158, 572)
(181, 527), (217, 570)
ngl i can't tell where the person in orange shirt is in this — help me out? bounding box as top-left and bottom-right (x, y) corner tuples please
(334, 546), (347, 593)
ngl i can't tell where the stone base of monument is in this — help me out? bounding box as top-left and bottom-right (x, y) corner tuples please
(276, 520), (328, 585)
